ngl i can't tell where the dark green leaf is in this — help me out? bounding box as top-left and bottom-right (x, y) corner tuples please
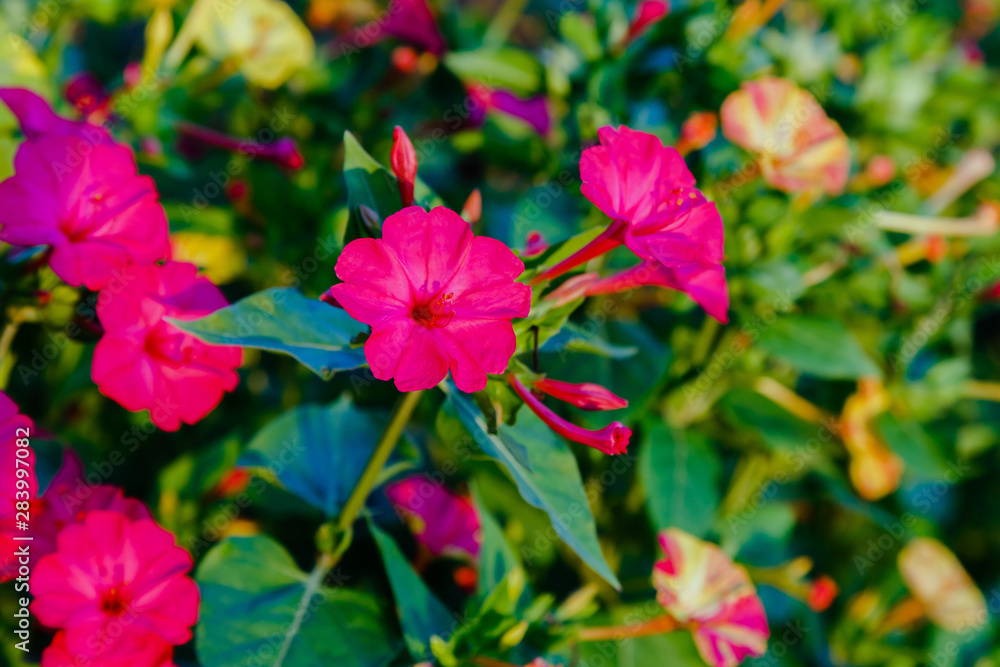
(196, 536), (400, 667)
(367, 517), (454, 660)
(240, 399), (382, 517)
(639, 424), (721, 537)
(444, 385), (621, 589)
(169, 287), (367, 379)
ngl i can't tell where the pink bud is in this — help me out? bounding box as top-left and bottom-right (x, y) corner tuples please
(533, 378), (628, 411)
(391, 126), (418, 207)
(524, 230), (549, 257)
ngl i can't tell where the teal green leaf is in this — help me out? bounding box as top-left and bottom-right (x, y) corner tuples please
(757, 315), (881, 379)
(639, 424), (721, 537)
(367, 517), (454, 660)
(471, 485), (521, 598)
(239, 399), (382, 517)
(168, 287), (367, 379)
(444, 385), (620, 589)
(196, 535), (400, 667)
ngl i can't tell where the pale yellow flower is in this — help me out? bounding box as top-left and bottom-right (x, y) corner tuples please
(898, 538), (987, 633)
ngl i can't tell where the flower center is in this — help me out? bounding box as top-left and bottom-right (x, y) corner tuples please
(100, 587), (129, 616)
(413, 293), (454, 329)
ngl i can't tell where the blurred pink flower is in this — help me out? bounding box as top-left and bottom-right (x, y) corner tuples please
(676, 111), (718, 156)
(508, 374), (631, 455)
(391, 126), (418, 206)
(523, 230), (549, 257)
(32, 511), (198, 662)
(42, 629), (175, 667)
(468, 85), (551, 136)
(0, 87), (111, 142)
(623, 0), (670, 47)
(720, 77), (850, 196)
(0, 391), (34, 583)
(385, 476), (482, 560)
(91, 262), (242, 431)
(534, 126), (728, 322)
(329, 206), (531, 393)
(364, 0), (446, 55)
(0, 89), (170, 290)
(532, 378), (628, 411)
(654, 529), (769, 667)
(33, 449), (150, 559)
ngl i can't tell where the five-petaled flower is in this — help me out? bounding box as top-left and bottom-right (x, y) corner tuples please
(720, 77), (850, 197)
(91, 261), (242, 431)
(0, 88), (171, 290)
(31, 510), (199, 665)
(534, 126), (729, 323)
(330, 205), (531, 393)
(654, 528), (769, 667)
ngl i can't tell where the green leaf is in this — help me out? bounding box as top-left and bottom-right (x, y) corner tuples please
(720, 389), (824, 454)
(541, 322), (639, 360)
(169, 287), (367, 379)
(444, 384), (621, 589)
(240, 399), (382, 517)
(342, 131), (442, 233)
(757, 315), (882, 379)
(367, 517), (454, 660)
(444, 48), (542, 95)
(471, 485), (521, 598)
(343, 130), (400, 226)
(639, 424), (721, 537)
(196, 535), (400, 667)
(877, 412), (951, 484)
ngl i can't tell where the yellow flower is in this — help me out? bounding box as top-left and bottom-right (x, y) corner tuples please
(170, 232), (248, 284)
(720, 77), (850, 197)
(898, 538), (987, 633)
(193, 0), (315, 89)
(839, 378), (904, 501)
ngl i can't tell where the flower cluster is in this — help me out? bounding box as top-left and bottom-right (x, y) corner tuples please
(0, 89), (241, 431)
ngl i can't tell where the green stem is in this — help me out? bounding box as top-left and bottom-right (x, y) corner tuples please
(0, 320), (20, 370)
(482, 0), (531, 48)
(330, 389), (425, 564)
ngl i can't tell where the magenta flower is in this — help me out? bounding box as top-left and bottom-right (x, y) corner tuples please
(0, 87), (111, 142)
(0, 391), (34, 583)
(391, 125), (418, 207)
(0, 89), (170, 290)
(532, 378), (628, 411)
(31, 510), (198, 662)
(654, 529), (769, 667)
(34, 449), (150, 559)
(468, 85), (551, 136)
(329, 206), (531, 393)
(91, 262), (242, 431)
(534, 126), (729, 323)
(359, 0), (446, 55)
(508, 374), (631, 455)
(386, 476), (482, 560)
(622, 0), (670, 47)
(42, 630), (175, 667)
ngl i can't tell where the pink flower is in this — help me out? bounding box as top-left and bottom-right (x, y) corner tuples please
(33, 449), (150, 559)
(654, 529), (769, 667)
(534, 126), (729, 323)
(0, 391), (34, 583)
(385, 476), (482, 560)
(329, 206), (531, 393)
(391, 126), (418, 207)
(92, 262), (242, 431)
(31, 510), (199, 660)
(523, 230), (549, 257)
(532, 378), (628, 411)
(42, 630), (175, 667)
(623, 0), (670, 47)
(365, 0), (446, 55)
(508, 374), (631, 455)
(0, 89), (170, 290)
(0, 87), (111, 142)
(720, 77), (850, 196)
(468, 85), (551, 136)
